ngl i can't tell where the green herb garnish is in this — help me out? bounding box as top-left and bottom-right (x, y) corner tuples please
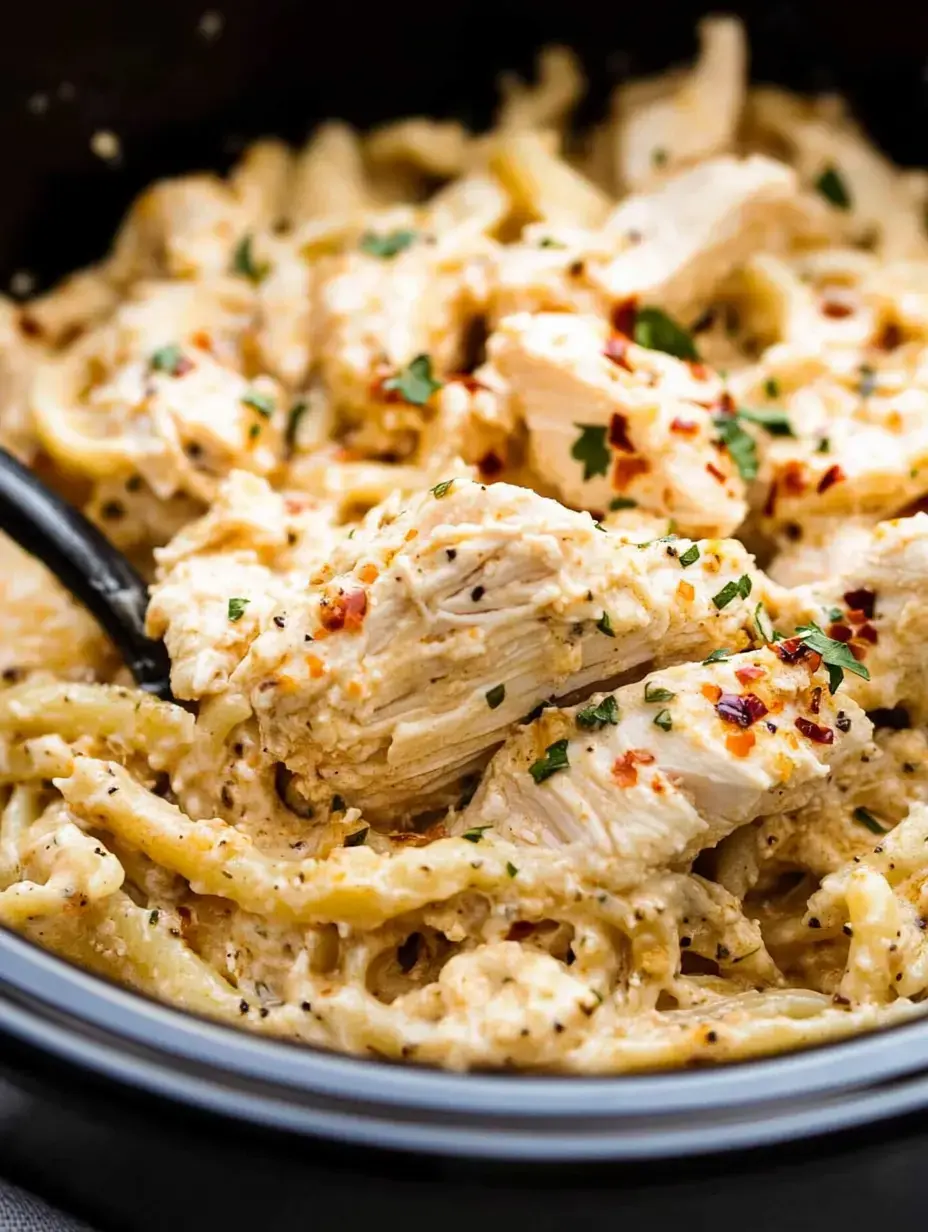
(644, 682), (675, 703)
(150, 344), (187, 375)
(597, 610), (615, 637)
(529, 739), (570, 784)
(506, 861), (519, 877)
(764, 377), (781, 398)
(816, 165), (852, 210)
(232, 233), (271, 283)
(712, 575), (752, 610)
(227, 597), (250, 622)
(633, 306), (698, 361)
(571, 424), (610, 481)
(430, 479), (454, 498)
(359, 228), (417, 259)
(609, 496), (638, 511)
(486, 684), (506, 710)
(713, 414), (758, 482)
(702, 647), (733, 664)
(754, 603), (774, 643)
(538, 236), (566, 249)
(853, 807), (886, 835)
(242, 390), (275, 418)
(817, 437), (831, 454)
(794, 622), (871, 693)
(285, 401), (309, 452)
(462, 825), (492, 843)
(679, 544), (700, 568)
(651, 147), (669, 168)
(384, 354), (442, 405)
(653, 708), (673, 731)
(576, 695), (619, 730)
(737, 405), (794, 437)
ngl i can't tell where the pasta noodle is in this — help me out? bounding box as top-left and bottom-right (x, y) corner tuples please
(3, 17), (928, 1072)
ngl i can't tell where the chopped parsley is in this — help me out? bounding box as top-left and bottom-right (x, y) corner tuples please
(712, 574), (752, 610)
(343, 827), (369, 847)
(486, 683), (506, 710)
(826, 606), (845, 623)
(430, 479), (454, 499)
(571, 424), (610, 481)
(651, 147), (669, 168)
(764, 377), (781, 398)
(232, 233), (271, 284)
(384, 354), (442, 405)
(853, 807), (886, 835)
(331, 795), (346, 813)
(597, 610), (615, 637)
(737, 405), (794, 437)
(529, 739), (570, 784)
(702, 647), (733, 664)
(150, 343), (187, 375)
(462, 825), (492, 843)
(754, 602), (775, 643)
(506, 861), (519, 878)
(633, 306), (699, 361)
(285, 401), (309, 452)
(576, 695), (619, 729)
(644, 683), (675, 703)
(242, 389), (275, 418)
(653, 708), (673, 731)
(794, 622), (871, 693)
(359, 228), (417, 259)
(609, 496), (638, 511)
(817, 437), (831, 454)
(149, 909), (160, 925)
(679, 544), (700, 568)
(248, 423), (261, 439)
(713, 413), (758, 482)
(816, 165), (852, 210)
(538, 236), (566, 249)
(227, 597), (250, 622)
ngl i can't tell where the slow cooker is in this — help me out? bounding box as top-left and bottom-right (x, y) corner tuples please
(4, 1), (928, 1225)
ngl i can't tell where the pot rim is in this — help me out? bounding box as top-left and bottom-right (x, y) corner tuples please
(0, 926), (927, 1160)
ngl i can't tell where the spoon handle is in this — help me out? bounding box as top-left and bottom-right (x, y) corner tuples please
(0, 447), (172, 698)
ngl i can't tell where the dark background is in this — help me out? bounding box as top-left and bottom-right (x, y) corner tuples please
(4, 0), (928, 1225)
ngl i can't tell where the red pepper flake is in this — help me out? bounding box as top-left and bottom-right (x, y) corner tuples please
(706, 462), (727, 484)
(671, 417), (700, 436)
(716, 692), (768, 727)
(506, 921), (537, 942)
(716, 391), (736, 417)
(689, 361), (710, 381)
(613, 455), (649, 489)
(810, 686), (823, 716)
(611, 298), (638, 337)
(795, 716), (834, 745)
(848, 640), (868, 662)
(826, 623), (852, 643)
(603, 334), (633, 371)
(781, 462), (807, 496)
(775, 637), (811, 664)
(763, 480), (778, 518)
(450, 373), (489, 393)
(612, 748), (655, 788)
(477, 450), (504, 478)
(856, 622), (878, 644)
(821, 298), (855, 320)
(817, 464), (846, 495)
(843, 588), (875, 619)
(191, 329), (213, 352)
(877, 321), (902, 351)
(735, 665), (766, 684)
(319, 587), (368, 632)
(608, 412), (635, 453)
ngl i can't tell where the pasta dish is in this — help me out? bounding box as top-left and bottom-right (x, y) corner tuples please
(4, 15), (928, 1072)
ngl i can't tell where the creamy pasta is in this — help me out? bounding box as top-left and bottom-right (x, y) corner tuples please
(3, 15), (928, 1071)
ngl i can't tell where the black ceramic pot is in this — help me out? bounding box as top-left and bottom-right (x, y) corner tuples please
(3, 1), (928, 1225)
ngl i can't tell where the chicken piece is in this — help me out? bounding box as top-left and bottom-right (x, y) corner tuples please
(223, 479), (770, 818)
(793, 513), (928, 721)
(463, 646), (870, 878)
(311, 239), (491, 455)
(614, 16), (747, 192)
(766, 517), (877, 588)
(485, 312), (746, 536)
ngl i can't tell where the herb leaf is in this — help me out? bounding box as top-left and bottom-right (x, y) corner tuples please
(679, 544), (700, 568)
(644, 683), (675, 703)
(754, 603), (774, 643)
(285, 401), (309, 453)
(571, 424), (610, 481)
(713, 414), (758, 482)
(232, 234), (271, 284)
(703, 647), (733, 665)
(764, 377), (781, 398)
(712, 574), (752, 610)
(816, 166), (852, 210)
(462, 825), (492, 843)
(486, 684), (506, 710)
(242, 389), (275, 418)
(529, 739), (571, 784)
(150, 344), (187, 375)
(633, 306), (698, 361)
(737, 405), (794, 437)
(384, 354), (442, 405)
(430, 479), (454, 499)
(360, 229), (417, 259)
(506, 861), (519, 878)
(228, 597), (250, 622)
(597, 610), (615, 637)
(609, 496), (638, 511)
(794, 622), (871, 692)
(576, 695), (620, 729)
(653, 709), (673, 731)
(853, 806), (886, 835)
(538, 236), (566, 249)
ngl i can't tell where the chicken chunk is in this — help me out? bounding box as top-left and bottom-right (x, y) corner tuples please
(224, 480), (769, 817)
(463, 646), (870, 878)
(485, 312), (746, 535)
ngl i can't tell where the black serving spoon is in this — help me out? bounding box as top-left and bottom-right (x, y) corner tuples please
(0, 446), (173, 699)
